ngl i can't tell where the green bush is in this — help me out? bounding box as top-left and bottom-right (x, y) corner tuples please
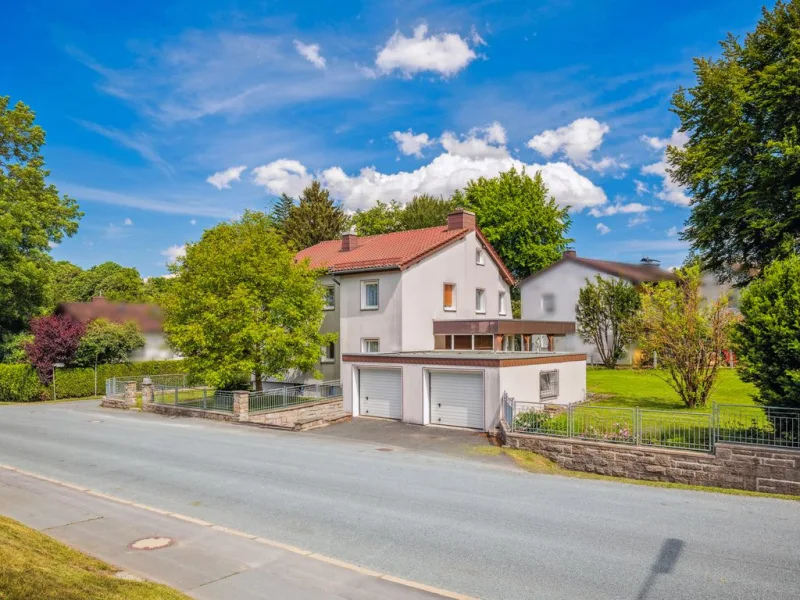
(0, 364), (44, 403)
(51, 360), (189, 400)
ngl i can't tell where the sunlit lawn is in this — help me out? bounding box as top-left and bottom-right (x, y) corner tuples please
(586, 368), (757, 412)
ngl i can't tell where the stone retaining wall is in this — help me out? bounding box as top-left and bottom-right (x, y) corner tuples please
(500, 423), (800, 496)
(145, 403), (236, 422)
(246, 398), (344, 428)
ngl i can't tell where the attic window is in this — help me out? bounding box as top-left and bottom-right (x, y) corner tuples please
(476, 248), (485, 265)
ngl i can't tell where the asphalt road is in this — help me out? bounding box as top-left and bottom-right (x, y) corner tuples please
(1, 400), (798, 600)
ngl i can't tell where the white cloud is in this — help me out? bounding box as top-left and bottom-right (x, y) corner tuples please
(124, 217), (133, 225)
(293, 40), (326, 69)
(251, 159), (312, 198)
(252, 124), (607, 213)
(666, 226), (681, 237)
(207, 165), (247, 190)
(628, 213), (649, 227)
(634, 179), (650, 196)
(391, 129), (434, 157)
(190, 218), (197, 225)
(596, 223), (611, 235)
(641, 129), (691, 205)
(589, 201), (652, 218)
(375, 24), (477, 77)
(161, 244), (186, 264)
(527, 117), (625, 174)
(470, 26), (487, 47)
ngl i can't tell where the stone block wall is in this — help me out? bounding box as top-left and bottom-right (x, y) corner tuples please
(501, 425), (800, 496)
(246, 398), (344, 428)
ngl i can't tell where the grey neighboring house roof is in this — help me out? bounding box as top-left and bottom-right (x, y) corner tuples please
(519, 252), (678, 285)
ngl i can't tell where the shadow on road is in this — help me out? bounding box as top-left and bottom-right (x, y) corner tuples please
(636, 538), (685, 600)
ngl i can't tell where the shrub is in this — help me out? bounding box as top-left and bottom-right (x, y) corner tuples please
(51, 360), (190, 399)
(0, 364), (44, 403)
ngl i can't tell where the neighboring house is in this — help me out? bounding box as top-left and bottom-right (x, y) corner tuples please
(518, 250), (677, 364)
(54, 296), (179, 361)
(287, 209), (586, 431)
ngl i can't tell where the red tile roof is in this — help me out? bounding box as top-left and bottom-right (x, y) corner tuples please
(55, 298), (164, 333)
(295, 225), (515, 285)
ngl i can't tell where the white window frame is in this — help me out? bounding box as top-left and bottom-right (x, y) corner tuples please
(321, 341), (335, 363)
(476, 247), (485, 266)
(540, 369), (559, 400)
(323, 285), (335, 311)
(475, 288), (486, 314)
(361, 338), (380, 353)
(542, 293), (556, 315)
(498, 291), (507, 316)
(443, 282), (457, 311)
(361, 280), (379, 310)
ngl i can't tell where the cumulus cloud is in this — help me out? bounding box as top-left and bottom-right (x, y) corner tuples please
(666, 226), (683, 237)
(596, 223), (611, 235)
(293, 40), (326, 69)
(391, 129), (434, 157)
(640, 129), (691, 205)
(375, 24), (477, 77)
(251, 123), (607, 212)
(589, 201), (652, 218)
(252, 159), (312, 198)
(527, 117), (624, 173)
(124, 217), (133, 225)
(628, 213), (649, 227)
(161, 244), (186, 264)
(207, 165), (247, 190)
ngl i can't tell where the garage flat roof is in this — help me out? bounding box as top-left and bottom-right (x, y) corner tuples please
(342, 351), (587, 368)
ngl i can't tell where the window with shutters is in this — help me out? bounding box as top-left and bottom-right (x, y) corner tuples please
(443, 283), (456, 311)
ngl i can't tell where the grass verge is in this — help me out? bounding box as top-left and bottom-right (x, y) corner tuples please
(0, 396), (103, 406)
(0, 515), (189, 600)
(470, 445), (800, 501)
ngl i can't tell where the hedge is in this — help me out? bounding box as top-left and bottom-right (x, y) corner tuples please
(0, 360), (189, 401)
(0, 364), (44, 403)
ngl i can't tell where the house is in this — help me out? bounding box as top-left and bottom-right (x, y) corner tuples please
(518, 250), (677, 364)
(291, 209), (586, 431)
(54, 296), (179, 361)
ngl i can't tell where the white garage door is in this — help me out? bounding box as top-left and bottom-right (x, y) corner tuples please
(430, 371), (484, 430)
(359, 368), (402, 420)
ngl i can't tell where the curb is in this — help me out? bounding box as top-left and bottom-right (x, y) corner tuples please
(0, 464), (478, 600)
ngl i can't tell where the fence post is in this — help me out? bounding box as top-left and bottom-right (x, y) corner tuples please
(711, 403), (719, 450)
(202, 388), (207, 410)
(124, 381), (137, 407)
(233, 390), (250, 422)
(141, 379), (153, 409)
(567, 403), (573, 439)
(174, 386), (179, 405)
(283, 386), (288, 408)
(634, 407), (641, 446)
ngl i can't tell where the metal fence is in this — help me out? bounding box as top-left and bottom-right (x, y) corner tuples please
(249, 381), (342, 414)
(105, 374), (188, 399)
(502, 394), (799, 453)
(152, 385), (234, 413)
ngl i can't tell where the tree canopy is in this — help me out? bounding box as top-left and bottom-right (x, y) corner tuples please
(733, 255), (800, 408)
(72, 318), (146, 367)
(270, 193), (295, 230)
(670, 1), (800, 285)
(69, 261), (146, 303)
(24, 314), (85, 383)
(0, 97), (82, 335)
(162, 211), (334, 390)
(282, 182), (348, 249)
(452, 168), (573, 280)
(351, 194), (458, 236)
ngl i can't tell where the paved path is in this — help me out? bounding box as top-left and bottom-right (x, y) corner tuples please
(1, 400), (799, 600)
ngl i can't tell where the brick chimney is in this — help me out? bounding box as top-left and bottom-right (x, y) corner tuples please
(447, 208), (476, 231)
(563, 249), (577, 259)
(341, 231), (359, 251)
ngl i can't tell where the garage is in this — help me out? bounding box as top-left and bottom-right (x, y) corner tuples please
(358, 368), (402, 419)
(429, 371), (484, 430)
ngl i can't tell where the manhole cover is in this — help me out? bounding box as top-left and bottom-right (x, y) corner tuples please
(129, 537), (173, 550)
(375, 447), (394, 452)
(89, 420), (102, 423)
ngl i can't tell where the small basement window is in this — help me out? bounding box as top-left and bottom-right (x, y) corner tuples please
(540, 370), (559, 400)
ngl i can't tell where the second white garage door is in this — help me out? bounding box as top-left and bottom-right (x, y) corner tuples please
(429, 371), (484, 430)
(359, 368), (402, 419)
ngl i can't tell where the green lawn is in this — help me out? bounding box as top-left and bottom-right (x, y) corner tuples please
(586, 368), (756, 411)
(0, 515), (188, 600)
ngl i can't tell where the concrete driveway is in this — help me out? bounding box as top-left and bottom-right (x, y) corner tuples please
(1, 400), (799, 600)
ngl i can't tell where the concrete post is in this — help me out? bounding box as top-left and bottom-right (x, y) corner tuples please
(141, 381), (154, 408)
(233, 391), (249, 422)
(124, 381), (137, 407)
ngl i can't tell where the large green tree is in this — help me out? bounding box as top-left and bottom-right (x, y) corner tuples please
(670, 1), (800, 285)
(45, 259), (83, 308)
(162, 211), (334, 390)
(72, 318), (146, 367)
(283, 182), (348, 249)
(351, 200), (403, 236)
(452, 168), (573, 280)
(732, 255), (800, 408)
(351, 195), (458, 236)
(0, 97), (82, 335)
(69, 262), (145, 303)
(270, 193), (295, 231)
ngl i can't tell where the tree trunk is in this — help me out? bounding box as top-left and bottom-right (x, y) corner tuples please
(253, 368), (263, 392)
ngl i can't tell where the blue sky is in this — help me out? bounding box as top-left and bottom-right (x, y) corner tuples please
(2, 0), (770, 277)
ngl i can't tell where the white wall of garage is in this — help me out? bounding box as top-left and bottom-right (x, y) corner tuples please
(499, 359), (587, 406)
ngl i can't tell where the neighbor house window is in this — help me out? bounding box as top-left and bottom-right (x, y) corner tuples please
(476, 288), (486, 314)
(476, 248), (485, 265)
(323, 286), (335, 310)
(498, 291), (507, 316)
(540, 369), (559, 400)
(321, 342), (335, 363)
(542, 293), (556, 315)
(443, 283), (456, 311)
(361, 280), (379, 310)
(362, 338), (380, 353)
